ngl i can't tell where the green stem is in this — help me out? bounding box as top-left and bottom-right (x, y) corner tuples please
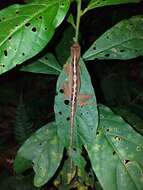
(75, 0), (82, 42)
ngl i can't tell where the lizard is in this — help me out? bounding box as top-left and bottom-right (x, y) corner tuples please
(69, 42), (81, 177)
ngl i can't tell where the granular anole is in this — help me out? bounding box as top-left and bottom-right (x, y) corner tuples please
(69, 42), (81, 174)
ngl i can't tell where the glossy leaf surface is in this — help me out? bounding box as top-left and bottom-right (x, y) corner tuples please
(87, 0), (141, 10)
(14, 122), (63, 187)
(21, 53), (62, 75)
(87, 105), (143, 190)
(83, 15), (143, 60)
(0, 0), (70, 74)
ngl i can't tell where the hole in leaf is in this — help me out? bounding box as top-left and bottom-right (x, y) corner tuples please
(59, 111), (62, 115)
(22, 53), (25, 56)
(0, 19), (1, 22)
(45, 27), (48, 30)
(66, 117), (70, 121)
(8, 36), (12, 40)
(15, 24), (18, 27)
(0, 64), (5, 67)
(39, 16), (42, 19)
(32, 27), (37, 32)
(4, 50), (8, 56)
(124, 160), (130, 165)
(106, 128), (110, 132)
(115, 136), (121, 141)
(93, 46), (96, 50)
(59, 89), (64, 93)
(113, 151), (116, 155)
(64, 100), (70, 105)
(25, 23), (31, 27)
(105, 53), (110, 57)
(60, 2), (65, 7)
(136, 145), (141, 151)
(120, 49), (125, 52)
(73, 148), (76, 151)
(16, 10), (19, 14)
(96, 131), (99, 135)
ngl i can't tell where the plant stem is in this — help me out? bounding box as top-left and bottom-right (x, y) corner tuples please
(75, 0), (82, 42)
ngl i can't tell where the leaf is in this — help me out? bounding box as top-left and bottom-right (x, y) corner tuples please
(14, 122), (64, 187)
(112, 107), (143, 135)
(87, 105), (143, 190)
(54, 58), (98, 149)
(54, 158), (93, 190)
(83, 15), (143, 60)
(87, 0), (141, 10)
(21, 53), (62, 75)
(0, 0), (70, 74)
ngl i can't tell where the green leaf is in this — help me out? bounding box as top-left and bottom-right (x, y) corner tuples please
(83, 15), (143, 60)
(54, 58), (98, 149)
(87, 105), (143, 190)
(21, 53), (62, 75)
(87, 0), (141, 10)
(14, 122), (64, 187)
(0, 0), (70, 74)
(112, 107), (143, 135)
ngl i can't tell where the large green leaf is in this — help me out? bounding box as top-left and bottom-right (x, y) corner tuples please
(0, 0), (70, 74)
(54, 58), (98, 149)
(14, 122), (63, 187)
(21, 53), (62, 75)
(87, 0), (141, 10)
(83, 15), (143, 60)
(87, 105), (143, 190)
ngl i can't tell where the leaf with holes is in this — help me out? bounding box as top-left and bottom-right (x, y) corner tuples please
(87, 0), (141, 11)
(0, 0), (70, 74)
(54, 58), (98, 149)
(83, 15), (143, 60)
(21, 53), (62, 75)
(14, 122), (63, 187)
(87, 105), (143, 190)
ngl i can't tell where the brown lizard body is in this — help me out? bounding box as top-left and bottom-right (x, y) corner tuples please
(69, 42), (81, 173)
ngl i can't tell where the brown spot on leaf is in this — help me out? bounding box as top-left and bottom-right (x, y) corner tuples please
(78, 94), (93, 107)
